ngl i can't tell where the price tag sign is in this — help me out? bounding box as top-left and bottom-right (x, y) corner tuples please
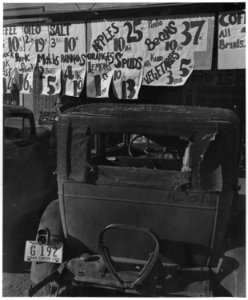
(41, 68), (61, 96)
(3, 17), (214, 98)
(48, 23), (86, 96)
(87, 70), (114, 98)
(62, 66), (86, 97)
(218, 11), (245, 69)
(113, 68), (143, 99)
(87, 20), (145, 99)
(142, 16), (214, 86)
(19, 72), (33, 94)
(3, 26), (24, 93)
(3, 74), (14, 94)
(87, 15), (214, 98)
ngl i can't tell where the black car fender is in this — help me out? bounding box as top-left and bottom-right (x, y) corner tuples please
(31, 199), (64, 285)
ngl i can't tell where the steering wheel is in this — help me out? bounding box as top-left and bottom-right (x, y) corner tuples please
(128, 135), (151, 157)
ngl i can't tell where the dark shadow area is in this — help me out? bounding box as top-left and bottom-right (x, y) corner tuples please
(3, 182), (58, 273)
(3, 211), (41, 273)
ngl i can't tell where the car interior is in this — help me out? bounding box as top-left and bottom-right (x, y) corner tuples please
(90, 133), (190, 172)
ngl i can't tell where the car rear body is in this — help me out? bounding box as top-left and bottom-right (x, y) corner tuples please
(56, 103), (240, 268)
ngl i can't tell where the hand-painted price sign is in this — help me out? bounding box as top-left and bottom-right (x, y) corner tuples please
(62, 66), (85, 97)
(142, 16), (213, 86)
(218, 10), (245, 69)
(3, 76), (14, 94)
(2, 23), (86, 97)
(3, 64), (14, 93)
(19, 73), (32, 93)
(87, 70), (114, 98)
(113, 69), (143, 99)
(87, 20), (145, 99)
(3, 26), (24, 93)
(40, 67), (61, 96)
(87, 15), (214, 98)
(4, 27), (24, 54)
(3, 17), (213, 98)
(46, 23), (86, 96)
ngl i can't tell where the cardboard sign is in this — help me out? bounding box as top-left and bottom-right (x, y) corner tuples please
(87, 16), (214, 98)
(218, 11), (245, 69)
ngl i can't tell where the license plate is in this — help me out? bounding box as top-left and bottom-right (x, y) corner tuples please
(24, 241), (63, 263)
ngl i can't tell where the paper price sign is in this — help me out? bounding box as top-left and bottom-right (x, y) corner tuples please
(3, 74), (15, 94)
(87, 70), (114, 98)
(3, 23), (86, 96)
(3, 26), (25, 54)
(3, 26), (24, 93)
(218, 11), (245, 69)
(62, 66), (86, 97)
(87, 20), (146, 99)
(46, 23), (86, 96)
(40, 68), (61, 96)
(87, 15), (214, 98)
(19, 72), (33, 94)
(113, 68), (143, 99)
(3, 17), (214, 98)
(142, 16), (213, 86)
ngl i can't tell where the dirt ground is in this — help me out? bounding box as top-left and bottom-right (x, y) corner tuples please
(2, 273), (30, 297)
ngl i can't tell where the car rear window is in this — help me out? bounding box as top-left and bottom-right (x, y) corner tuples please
(4, 116), (32, 143)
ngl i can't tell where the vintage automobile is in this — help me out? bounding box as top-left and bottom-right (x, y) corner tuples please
(3, 104), (57, 271)
(25, 103), (241, 296)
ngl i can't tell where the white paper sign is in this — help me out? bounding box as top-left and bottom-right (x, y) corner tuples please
(62, 67), (86, 97)
(218, 11), (245, 69)
(87, 20), (146, 99)
(41, 68), (61, 96)
(3, 23), (87, 96)
(3, 26), (24, 93)
(87, 16), (214, 98)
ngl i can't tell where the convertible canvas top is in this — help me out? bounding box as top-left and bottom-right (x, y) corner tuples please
(60, 104), (239, 139)
(62, 103), (239, 126)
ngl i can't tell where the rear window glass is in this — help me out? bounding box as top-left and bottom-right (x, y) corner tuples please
(4, 116), (32, 143)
